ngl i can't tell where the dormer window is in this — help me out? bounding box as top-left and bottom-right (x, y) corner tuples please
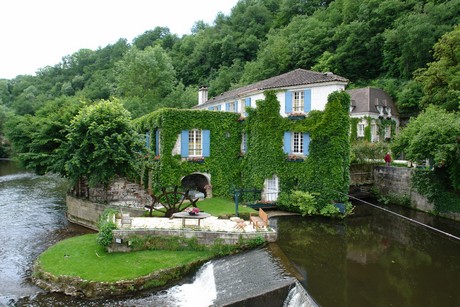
(385, 106), (392, 117)
(376, 105), (384, 116)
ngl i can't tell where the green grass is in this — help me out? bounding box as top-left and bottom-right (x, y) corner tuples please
(196, 197), (256, 216)
(147, 197), (256, 217)
(38, 234), (213, 282)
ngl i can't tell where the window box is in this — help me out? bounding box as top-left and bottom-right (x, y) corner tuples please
(185, 157), (205, 163)
(287, 112), (306, 120)
(286, 155), (305, 162)
(153, 155), (161, 161)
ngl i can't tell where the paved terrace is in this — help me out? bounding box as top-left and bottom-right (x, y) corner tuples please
(123, 216), (263, 232)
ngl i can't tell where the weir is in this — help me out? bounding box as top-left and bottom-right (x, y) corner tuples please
(122, 248), (300, 306)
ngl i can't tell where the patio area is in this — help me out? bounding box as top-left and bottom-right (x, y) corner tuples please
(119, 215), (265, 233)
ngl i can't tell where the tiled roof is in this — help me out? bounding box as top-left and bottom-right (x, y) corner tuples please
(195, 69), (348, 107)
(347, 87), (399, 117)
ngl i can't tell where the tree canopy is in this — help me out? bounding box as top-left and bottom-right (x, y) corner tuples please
(391, 106), (460, 189)
(63, 99), (141, 188)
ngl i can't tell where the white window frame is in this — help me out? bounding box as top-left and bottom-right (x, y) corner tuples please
(229, 101), (237, 112)
(172, 133), (181, 155)
(241, 132), (247, 154)
(385, 126), (391, 139)
(291, 132), (303, 155)
(188, 129), (202, 157)
(357, 123), (365, 137)
(263, 175), (279, 202)
(371, 123), (379, 143)
(293, 91), (304, 112)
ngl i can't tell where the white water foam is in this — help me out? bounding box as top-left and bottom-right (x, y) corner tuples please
(283, 282), (318, 307)
(169, 261), (216, 306)
(146, 261), (216, 307)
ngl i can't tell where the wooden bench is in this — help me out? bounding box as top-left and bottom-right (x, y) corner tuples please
(250, 208), (268, 229)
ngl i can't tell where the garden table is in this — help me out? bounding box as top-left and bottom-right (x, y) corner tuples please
(171, 212), (211, 228)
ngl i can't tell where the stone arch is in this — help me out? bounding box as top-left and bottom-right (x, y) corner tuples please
(181, 172), (212, 198)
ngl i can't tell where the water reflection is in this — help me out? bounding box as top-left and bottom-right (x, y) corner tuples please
(275, 204), (460, 306)
(2, 159), (460, 306)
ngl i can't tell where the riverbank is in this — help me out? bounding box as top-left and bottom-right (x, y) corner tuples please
(32, 232), (266, 298)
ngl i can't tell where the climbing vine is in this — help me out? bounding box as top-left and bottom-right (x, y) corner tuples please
(135, 90), (351, 214)
(135, 109), (241, 197)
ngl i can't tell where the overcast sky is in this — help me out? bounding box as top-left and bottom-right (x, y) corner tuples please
(0, 0), (239, 79)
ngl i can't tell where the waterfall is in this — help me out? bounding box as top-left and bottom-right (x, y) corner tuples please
(168, 262), (217, 306)
(128, 262), (217, 307)
(283, 281), (318, 307)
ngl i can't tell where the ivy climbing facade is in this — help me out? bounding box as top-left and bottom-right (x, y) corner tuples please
(135, 69), (352, 210)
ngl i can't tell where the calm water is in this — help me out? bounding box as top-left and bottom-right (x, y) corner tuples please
(274, 207), (460, 306)
(1, 160), (460, 306)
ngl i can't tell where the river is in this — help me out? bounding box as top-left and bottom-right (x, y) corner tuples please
(1, 160), (460, 306)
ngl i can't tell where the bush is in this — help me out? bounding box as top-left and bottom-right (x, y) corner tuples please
(351, 141), (390, 164)
(291, 190), (320, 216)
(96, 208), (118, 247)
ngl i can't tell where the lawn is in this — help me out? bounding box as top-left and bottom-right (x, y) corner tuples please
(149, 197), (256, 217)
(38, 234), (213, 282)
(196, 197), (256, 216)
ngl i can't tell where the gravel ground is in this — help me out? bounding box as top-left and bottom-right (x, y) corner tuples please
(129, 216), (261, 232)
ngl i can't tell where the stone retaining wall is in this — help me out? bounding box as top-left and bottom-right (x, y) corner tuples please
(108, 228), (277, 252)
(32, 259), (207, 298)
(373, 166), (460, 222)
(66, 195), (144, 230)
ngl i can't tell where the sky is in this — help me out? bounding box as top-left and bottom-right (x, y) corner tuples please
(0, 0), (239, 79)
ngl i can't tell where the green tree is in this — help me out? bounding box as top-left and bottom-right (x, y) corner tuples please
(4, 97), (83, 174)
(416, 24), (460, 111)
(383, 1), (460, 79)
(115, 45), (177, 115)
(63, 99), (141, 189)
(391, 106), (460, 189)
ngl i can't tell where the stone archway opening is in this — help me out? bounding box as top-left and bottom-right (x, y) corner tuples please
(181, 173), (212, 198)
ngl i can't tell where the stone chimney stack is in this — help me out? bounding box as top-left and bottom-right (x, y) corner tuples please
(198, 86), (208, 105)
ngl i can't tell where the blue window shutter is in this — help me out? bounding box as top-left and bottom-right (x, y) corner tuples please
(235, 101), (238, 113)
(145, 131), (150, 149)
(208, 106), (213, 110)
(202, 130), (210, 157)
(155, 129), (160, 156)
(285, 91), (292, 113)
(245, 98), (251, 116)
(181, 130), (189, 157)
(283, 132), (291, 154)
(225, 102), (230, 111)
(245, 97), (251, 107)
(304, 89), (311, 112)
(303, 133), (310, 156)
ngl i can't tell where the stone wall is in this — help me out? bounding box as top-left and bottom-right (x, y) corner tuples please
(108, 228), (277, 252)
(373, 166), (460, 222)
(32, 258), (206, 298)
(66, 195), (145, 230)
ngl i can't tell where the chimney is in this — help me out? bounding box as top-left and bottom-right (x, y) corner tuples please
(198, 86), (208, 105)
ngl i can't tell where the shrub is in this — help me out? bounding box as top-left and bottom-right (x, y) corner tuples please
(291, 190), (320, 216)
(97, 209), (118, 247)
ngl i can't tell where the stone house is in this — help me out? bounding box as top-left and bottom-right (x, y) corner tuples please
(347, 87), (400, 142)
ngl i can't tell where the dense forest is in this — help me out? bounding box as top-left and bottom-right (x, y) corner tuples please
(0, 0), (459, 160)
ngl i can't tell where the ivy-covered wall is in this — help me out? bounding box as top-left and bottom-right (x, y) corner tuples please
(350, 116), (397, 143)
(135, 109), (241, 197)
(135, 90), (351, 206)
